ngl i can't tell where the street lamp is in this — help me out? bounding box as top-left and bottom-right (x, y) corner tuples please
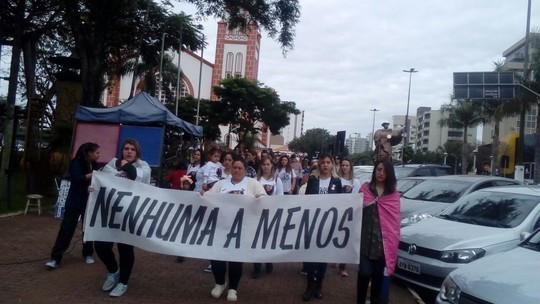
(370, 108), (379, 150)
(195, 26), (205, 126)
(402, 68), (418, 165)
(158, 32), (167, 102)
(175, 24), (183, 116)
(443, 152), (448, 165)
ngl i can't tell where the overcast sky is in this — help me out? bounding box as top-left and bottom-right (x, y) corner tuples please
(177, 0), (539, 139)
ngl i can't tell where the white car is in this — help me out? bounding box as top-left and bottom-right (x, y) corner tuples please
(394, 186), (540, 292)
(437, 228), (540, 304)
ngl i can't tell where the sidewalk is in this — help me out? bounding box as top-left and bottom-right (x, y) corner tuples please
(0, 210), (420, 303)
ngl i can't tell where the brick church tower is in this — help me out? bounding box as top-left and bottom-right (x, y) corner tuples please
(210, 21), (262, 100)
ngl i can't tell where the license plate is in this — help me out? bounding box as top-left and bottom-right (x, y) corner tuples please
(398, 257), (421, 274)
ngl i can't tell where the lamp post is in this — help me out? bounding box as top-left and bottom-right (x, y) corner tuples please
(402, 68), (418, 165)
(175, 24), (183, 116)
(195, 28), (205, 126)
(158, 32), (167, 102)
(370, 108), (379, 150)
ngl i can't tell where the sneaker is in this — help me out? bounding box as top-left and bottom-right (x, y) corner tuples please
(45, 260), (59, 269)
(109, 283), (128, 297)
(102, 270), (120, 291)
(227, 289), (237, 302)
(85, 256), (95, 264)
(211, 283), (227, 298)
(204, 264), (213, 273)
(340, 269), (349, 277)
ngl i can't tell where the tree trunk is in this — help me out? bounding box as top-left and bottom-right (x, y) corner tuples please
(0, 4), (23, 201)
(534, 107), (540, 184)
(492, 118), (500, 177)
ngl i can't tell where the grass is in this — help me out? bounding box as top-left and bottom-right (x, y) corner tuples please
(0, 170), (57, 215)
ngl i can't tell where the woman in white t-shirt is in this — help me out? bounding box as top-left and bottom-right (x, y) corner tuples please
(336, 157), (361, 278)
(206, 155), (267, 302)
(276, 154), (297, 194)
(251, 155), (284, 279)
(302, 153), (343, 301)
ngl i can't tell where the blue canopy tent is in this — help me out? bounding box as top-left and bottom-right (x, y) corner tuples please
(73, 92), (202, 177)
(75, 91), (203, 137)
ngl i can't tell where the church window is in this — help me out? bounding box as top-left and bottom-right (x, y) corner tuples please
(235, 53), (243, 76)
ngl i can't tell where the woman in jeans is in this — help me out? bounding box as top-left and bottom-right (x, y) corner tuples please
(357, 159), (400, 304)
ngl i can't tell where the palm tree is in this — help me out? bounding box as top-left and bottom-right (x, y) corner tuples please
(440, 100), (484, 174)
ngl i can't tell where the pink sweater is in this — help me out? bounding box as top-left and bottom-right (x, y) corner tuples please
(360, 182), (401, 275)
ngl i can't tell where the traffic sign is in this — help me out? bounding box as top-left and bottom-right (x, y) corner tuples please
(453, 72), (515, 99)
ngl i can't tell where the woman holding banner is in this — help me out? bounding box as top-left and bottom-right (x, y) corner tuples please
(94, 139), (151, 297)
(251, 155), (284, 279)
(45, 142), (101, 269)
(302, 153), (343, 301)
(357, 159), (400, 304)
(206, 155), (266, 302)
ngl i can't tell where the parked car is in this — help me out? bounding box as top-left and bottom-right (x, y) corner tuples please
(396, 176), (430, 195)
(400, 175), (522, 226)
(394, 186), (540, 292)
(436, 227), (540, 304)
(394, 164), (453, 180)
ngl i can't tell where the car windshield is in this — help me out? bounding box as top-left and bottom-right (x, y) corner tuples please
(394, 167), (415, 180)
(438, 191), (540, 228)
(397, 179), (425, 194)
(520, 230), (540, 252)
(401, 179), (470, 202)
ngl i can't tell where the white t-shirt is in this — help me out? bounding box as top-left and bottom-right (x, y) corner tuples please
(193, 165), (205, 192)
(259, 176), (284, 196)
(187, 163), (200, 175)
(277, 168), (297, 193)
(215, 177), (250, 194)
(340, 177), (361, 194)
(203, 161), (224, 184)
(318, 177), (331, 194)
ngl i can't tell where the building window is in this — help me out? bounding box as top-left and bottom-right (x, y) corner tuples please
(225, 52), (234, 75)
(234, 53), (243, 76)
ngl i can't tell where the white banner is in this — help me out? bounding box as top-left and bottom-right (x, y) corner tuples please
(84, 171), (362, 263)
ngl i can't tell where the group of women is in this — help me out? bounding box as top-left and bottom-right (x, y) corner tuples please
(45, 142), (400, 304)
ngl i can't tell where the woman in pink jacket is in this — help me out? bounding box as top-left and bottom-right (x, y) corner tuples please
(358, 159), (400, 304)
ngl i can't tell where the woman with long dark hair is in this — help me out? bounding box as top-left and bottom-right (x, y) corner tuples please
(95, 139), (151, 297)
(357, 159), (400, 304)
(45, 142), (101, 269)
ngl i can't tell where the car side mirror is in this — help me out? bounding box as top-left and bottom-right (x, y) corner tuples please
(520, 231), (531, 241)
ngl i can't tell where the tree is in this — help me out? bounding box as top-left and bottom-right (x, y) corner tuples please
(213, 77), (300, 150)
(288, 128), (333, 158)
(440, 100), (483, 174)
(186, 0), (300, 53)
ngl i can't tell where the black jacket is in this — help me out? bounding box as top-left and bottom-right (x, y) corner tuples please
(305, 175), (343, 195)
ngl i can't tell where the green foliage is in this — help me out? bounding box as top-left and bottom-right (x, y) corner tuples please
(288, 128), (334, 158)
(186, 0), (300, 52)
(213, 77), (299, 148)
(165, 95), (221, 141)
(349, 151), (374, 166)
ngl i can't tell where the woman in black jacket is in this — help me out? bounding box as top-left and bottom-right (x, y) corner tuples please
(46, 142), (101, 269)
(303, 153), (343, 301)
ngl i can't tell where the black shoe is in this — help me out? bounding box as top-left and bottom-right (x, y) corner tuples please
(265, 263), (273, 274)
(302, 281), (315, 301)
(314, 290), (323, 299)
(314, 280), (323, 299)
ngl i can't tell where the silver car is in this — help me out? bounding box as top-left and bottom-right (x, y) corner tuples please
(394, 186), (540, 292)
(400, 175), (522, 226)
(436, 228), (540, 304)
